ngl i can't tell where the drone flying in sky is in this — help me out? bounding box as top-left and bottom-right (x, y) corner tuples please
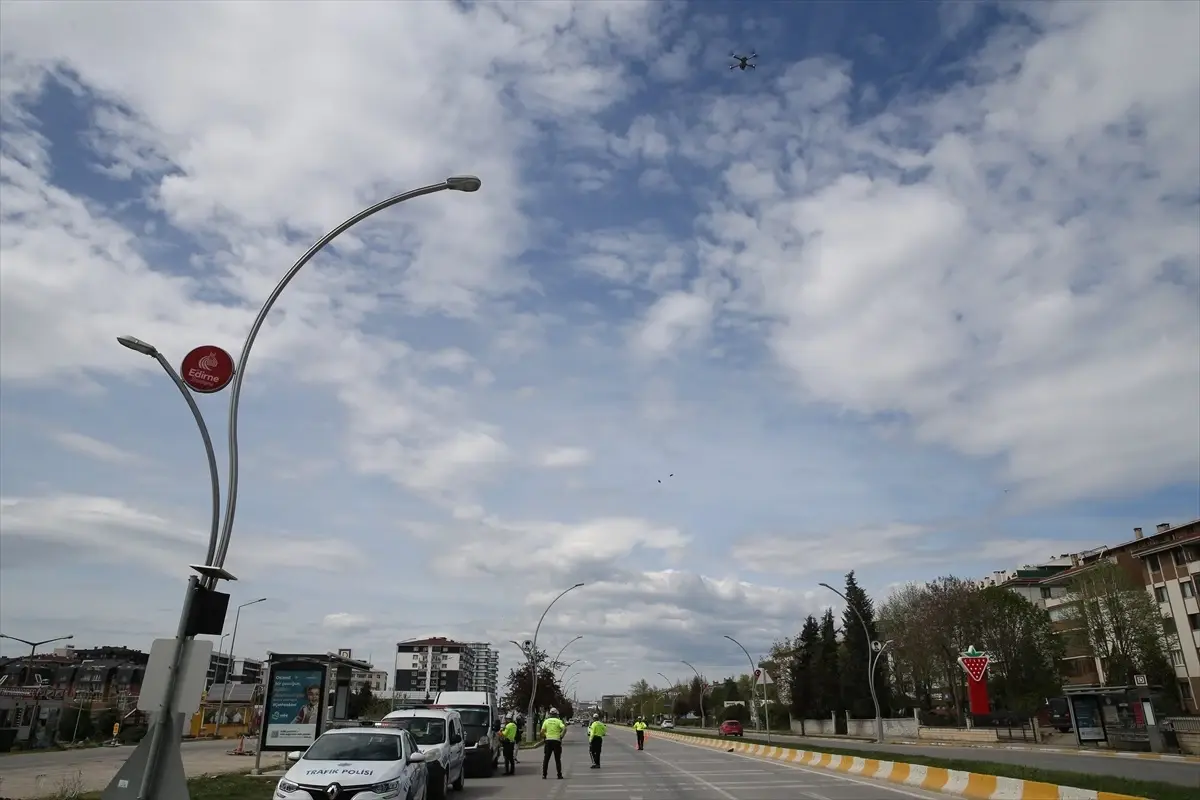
(730, 52), (757, 71)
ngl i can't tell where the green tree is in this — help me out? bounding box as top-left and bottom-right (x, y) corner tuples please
(976, 586), (1063, 715)
(788, 615), (820, 719)
(813, 608), (841, 717)
(839, 571), (890, 719)
(500, 645), (571, 714)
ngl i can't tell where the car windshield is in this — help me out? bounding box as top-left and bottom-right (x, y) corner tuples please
(446, 707), (489, 739)
(303, 733), (403, 761)
(379, 718), (446, 746)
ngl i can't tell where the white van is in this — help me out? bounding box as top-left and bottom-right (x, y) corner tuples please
(380, 708), (466, 799)
(433, 691), (499, 776)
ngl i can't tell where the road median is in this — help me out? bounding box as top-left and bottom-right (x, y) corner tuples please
(620, 725), (1162, 800)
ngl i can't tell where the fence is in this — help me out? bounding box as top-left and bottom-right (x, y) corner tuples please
(790, 710), (920, 739)
(1164, 716), (1200, 755)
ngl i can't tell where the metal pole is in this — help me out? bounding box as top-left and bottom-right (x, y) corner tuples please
(214, 608), (241, 737)
(210, 177), (482, 579)
(153, 351), (221, 568)
(724, 634), (770, 744)
(820, 582), (883, 743)
(137, 576), (199, 800)
(526, 583), (584, 742)
(682, 661), (705, 728)
(552, 636), (582, 669)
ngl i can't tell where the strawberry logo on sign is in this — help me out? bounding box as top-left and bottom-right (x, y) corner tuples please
(958, 645), (989, 682)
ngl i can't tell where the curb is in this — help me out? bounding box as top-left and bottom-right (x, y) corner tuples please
(620, 726), (1149, 800)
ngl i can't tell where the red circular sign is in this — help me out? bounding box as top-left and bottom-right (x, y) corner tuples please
(180, 346), (236, 393)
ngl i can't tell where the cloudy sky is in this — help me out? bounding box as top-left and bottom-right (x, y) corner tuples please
(1, 0), (1197, 699)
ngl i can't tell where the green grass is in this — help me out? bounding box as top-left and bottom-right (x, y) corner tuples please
(77, 772), (275, 800)
(641, 726), (1190, 800)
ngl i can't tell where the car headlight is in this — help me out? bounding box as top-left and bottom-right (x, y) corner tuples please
(276, 778), (300, 794)
(370, 778), (401, 793)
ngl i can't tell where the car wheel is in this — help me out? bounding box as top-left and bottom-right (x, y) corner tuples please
(429, 766), (449, 800)
(452, 764), (465, 791)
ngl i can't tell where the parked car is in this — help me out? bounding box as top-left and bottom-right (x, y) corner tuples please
(660, 719), (675, 729)
(276, 726), (427, 800)
(379, 708), (466, 799)
(718, 720), (743, 737)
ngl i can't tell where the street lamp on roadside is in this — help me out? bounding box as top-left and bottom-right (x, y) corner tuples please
(724, 634), (771, 744)
(214, 597), (267, 736)
(552, 635), (583, 669)
(0, 633), (73, 746)
(117, 335), (222, 567)
(526, 583), (584, 742)
(820, 581), (887, 743)
(108, 177), (483, 800)
(682, 660), (706, 728)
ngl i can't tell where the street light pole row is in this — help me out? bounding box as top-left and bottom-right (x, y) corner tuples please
(819, 581), (892, 743)
(108, 175), (484, 800)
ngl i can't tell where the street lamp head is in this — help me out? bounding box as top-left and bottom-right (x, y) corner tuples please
(254, 597), (267, 604)
(571, 582), (585, 589)
(117, 335), (158, 357)
(446, 175), (482, 193)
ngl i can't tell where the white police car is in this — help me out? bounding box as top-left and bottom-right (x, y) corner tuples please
(378, 709), (466, 800)
(275, 727), (427, 800)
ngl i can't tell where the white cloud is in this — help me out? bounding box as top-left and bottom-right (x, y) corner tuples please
(537, 446), (593, 469)
(323, 613), (372, 632)
(50, 431), (143, 465)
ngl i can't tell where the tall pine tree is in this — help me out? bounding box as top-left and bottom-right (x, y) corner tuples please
(839, 571), (891, 719)
(789, 615), (820, 719)
(814, 608), (841, 716)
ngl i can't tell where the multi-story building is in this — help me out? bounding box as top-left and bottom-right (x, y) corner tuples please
(349, 669), (388, 693)
(206, 652), (263, 688)
(395, 637), (475, 697)
(1020, 520), (1200, 711)
(465, 643), (499, 694)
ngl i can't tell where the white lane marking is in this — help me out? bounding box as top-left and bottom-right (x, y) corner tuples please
(656, 735), (946, 800)
(638, 748), (741, 800)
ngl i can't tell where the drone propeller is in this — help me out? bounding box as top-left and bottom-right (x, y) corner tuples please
(729, 64), (736, 70)
(748, 53), (757, 60)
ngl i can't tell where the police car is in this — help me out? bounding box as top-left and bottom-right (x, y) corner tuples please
(275, 727), (428, 800)
(378, 708), (466, 800)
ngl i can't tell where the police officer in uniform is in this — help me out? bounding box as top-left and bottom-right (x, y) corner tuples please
(587, 713), (606, 768)
(633, 716), (647, 750)
(540, 707), (566, 779)
(501, 714), (518, 775)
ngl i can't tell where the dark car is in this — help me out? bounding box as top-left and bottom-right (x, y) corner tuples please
(718, 720), (743, 737)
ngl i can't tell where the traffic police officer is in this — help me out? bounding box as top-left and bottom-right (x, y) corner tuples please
(633, 716), (647, 750)
(540, 707), (566, 779)
(501, 714), (518, 775)
(587, 714), (607, 768)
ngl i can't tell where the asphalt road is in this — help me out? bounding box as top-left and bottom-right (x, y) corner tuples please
(486, 731), (948, 800)
(0, 739), (267, 799)
(681, 727), (1200, 788)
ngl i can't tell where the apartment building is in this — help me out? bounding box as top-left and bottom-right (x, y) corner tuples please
(1021, 520), (1200, 711)
(395, 637), (476, 697)
(465, 643), (499, 694)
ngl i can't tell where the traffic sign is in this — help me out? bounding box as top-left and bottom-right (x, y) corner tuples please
(180, 346), (235, 393)
(1134, 674), (1148, 687)
(753, 669), (760, 677)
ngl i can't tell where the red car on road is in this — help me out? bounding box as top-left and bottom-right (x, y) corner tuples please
(718, 720), (743, 737)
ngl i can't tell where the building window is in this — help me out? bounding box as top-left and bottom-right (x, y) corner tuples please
(1182, 579), (1196, 599)
(1147, 554), (1161, 574)
(1155, 586), (1168, 603)
(1189, 613), (1200, 632)
(1181, 681), (1195, 701)
(1171, 649), (1185, 667)
(1174, 549), (1189, 568)
(1040, 587), (1052, 599)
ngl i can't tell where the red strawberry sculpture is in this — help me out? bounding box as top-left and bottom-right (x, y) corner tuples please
(958, 646), (991, 715)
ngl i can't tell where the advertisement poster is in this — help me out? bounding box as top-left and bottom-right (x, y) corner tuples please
(261, 663), (326, 750)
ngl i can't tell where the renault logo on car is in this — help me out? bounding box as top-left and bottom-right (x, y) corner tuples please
(325, 783), (341, 799)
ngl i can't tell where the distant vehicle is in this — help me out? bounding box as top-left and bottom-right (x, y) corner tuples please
(660, 719), (675, 729)
(718, 719), (743, 737)
(433, 691), (500, 776)
(379, 708), (466, 799)
(276, 726), (427, 800)
(1046, 697), (1073, 733)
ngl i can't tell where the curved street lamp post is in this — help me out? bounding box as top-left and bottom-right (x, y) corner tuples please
(681, 660), (706, 728)
(724, 634), (771, 744)
(213, 597), (267, 736)
(109, 176), (483, 799)
(525, 583), (584, 742)
(0, 634), (73, 748)
(553, 635), (583, 670)
(820, 582), (890, 743)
